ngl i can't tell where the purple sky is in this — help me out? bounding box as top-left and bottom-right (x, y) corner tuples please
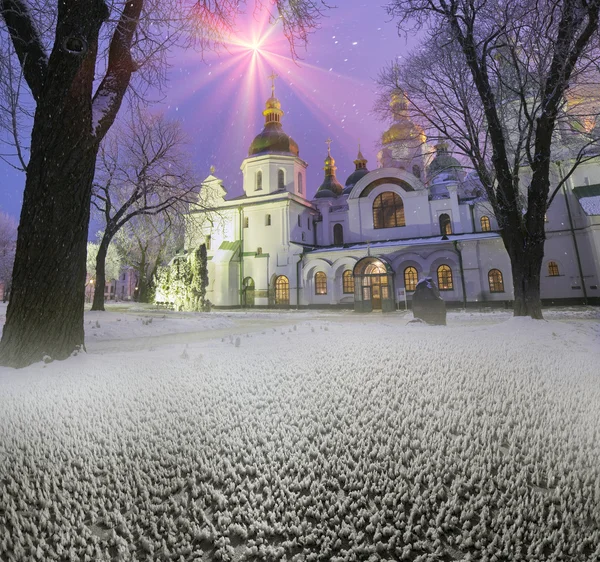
(0, 2), (417, 232)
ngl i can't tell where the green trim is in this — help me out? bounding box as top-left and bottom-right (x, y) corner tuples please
(573, 184), (600, 199)
(219, 240), (241, 252)
(243, 252), (270, 257)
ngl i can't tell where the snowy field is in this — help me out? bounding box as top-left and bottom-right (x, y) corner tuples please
(1, 305), (600, 561)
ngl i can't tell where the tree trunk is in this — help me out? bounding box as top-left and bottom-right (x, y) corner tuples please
(0, 1), (107, 368)
(0, 132), (99, 367)
(91, 236), (112, 311)
(505, 233), (545, 319)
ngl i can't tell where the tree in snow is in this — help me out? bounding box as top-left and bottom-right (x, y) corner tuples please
(113, 213), (184, 303)
(381, 0), (600, 318)
(91, 109), (198, 311)
(86, 240), (122, 285)
(0, 211), (17, 301)
(0, 0), (328, 367)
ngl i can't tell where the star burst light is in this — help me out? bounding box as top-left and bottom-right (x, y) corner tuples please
(169, 8), (367, 184)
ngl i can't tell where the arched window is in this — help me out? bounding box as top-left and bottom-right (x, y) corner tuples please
(342, 270), (354, 294)
(298, 172), (303, 194)
(480, 216), (491, 232)
(439, 213), (452, 235)
(205, 235), (211, 250)
(373, 191), (405, 229)
(244, 216), (249, 228)
(548, 261), (560, 276)
(333, 223), (344, 245)
(256, 170), (263, 191)
(265, 214), (271, 226)
(488, 269), (504, 292)
(437, 265), (453, 290)
(278, 169), (285, 189)
(315, 272), (327, 295)
(404, 266), (418, 292)
(275, 276), (289, 305)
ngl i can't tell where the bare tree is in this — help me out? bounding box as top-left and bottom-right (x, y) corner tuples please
(383, 0), (600, 318)
(113, 214), (184, 303)
(91, 110), (200, 311)
(0, 0), (328, 367)
(0, 211), (17, 301)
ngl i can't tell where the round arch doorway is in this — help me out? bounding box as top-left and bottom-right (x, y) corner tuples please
(353, 257), (395, 312)
(242, 277), (255, 307)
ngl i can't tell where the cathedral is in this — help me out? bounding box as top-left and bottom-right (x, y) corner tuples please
(184, 80), (600, 311)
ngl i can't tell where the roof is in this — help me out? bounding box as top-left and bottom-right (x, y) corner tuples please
(307, 232), (501, 255)
(573, 184), (600, 216)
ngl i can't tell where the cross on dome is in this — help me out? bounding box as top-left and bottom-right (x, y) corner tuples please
(326, 137), (332, 155)
(268, 71), (279, 96)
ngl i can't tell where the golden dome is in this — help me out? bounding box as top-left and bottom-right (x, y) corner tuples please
(265, 96), (281, 111)
(382, 121), (425, 145)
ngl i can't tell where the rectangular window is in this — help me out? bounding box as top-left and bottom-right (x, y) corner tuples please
(265, 214), (271, 226)
(244, 217), (249, 228)
(298, 215), (302, 227)
(205, 235), (211, 250)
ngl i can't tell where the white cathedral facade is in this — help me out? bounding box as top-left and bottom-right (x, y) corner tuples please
(185, 83), (600, 311)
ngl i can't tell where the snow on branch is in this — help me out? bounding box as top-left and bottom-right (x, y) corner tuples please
(0, 0), (48, 102)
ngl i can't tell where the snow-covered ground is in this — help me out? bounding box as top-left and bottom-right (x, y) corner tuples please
(1, 305), (599, 561)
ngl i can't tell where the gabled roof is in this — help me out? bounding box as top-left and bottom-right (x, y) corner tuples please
(573, 185), (600, 216)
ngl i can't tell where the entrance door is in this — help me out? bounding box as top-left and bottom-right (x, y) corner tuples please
(371, 276), (382, 310)
(243, 277), (255, 307)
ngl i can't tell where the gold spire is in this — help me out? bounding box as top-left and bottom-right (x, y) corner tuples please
(263, 72), (283, 125)
(324, 138), (336, 173)
(354, 141), (367, 170)
(269, 71), (278, 97)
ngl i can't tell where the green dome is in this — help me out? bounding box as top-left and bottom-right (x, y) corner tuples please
(248, 123), (299, 157)
(428, 142), (462, 180)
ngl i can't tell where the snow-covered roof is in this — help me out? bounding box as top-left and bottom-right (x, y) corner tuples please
(574, 185), (600, 216)
(307, 232), (501, 254)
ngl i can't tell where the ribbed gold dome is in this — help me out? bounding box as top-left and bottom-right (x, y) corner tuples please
(265, 96), (281, 111)
(382, 88), (426, 146)
(382, 122), (425, 145)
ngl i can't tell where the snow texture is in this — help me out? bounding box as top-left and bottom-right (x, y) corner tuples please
(578, 195), (600, 216)
(1, 305), (600, 561)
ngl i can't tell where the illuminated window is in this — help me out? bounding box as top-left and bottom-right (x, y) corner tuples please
(404, 266), (418, 292)
(439, 213), (452, 235)
(333, 223), (344, 245)
(278, 169), (285, 189)
(488, 269), (504, 292)
(315, 272), (327, 295)
(548, 261), (560, 276)
(256, 171), (262, 191)
(243, 216), (249, 228)
(265, 214), (271, 226)
(275, 276), (289, 305)
(298, 173), (303, 194)
(373, 191), (405, 229)
(437, 264), (453, 290)
(480, 216), (491, 232)
(342, 270), (354, 294)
